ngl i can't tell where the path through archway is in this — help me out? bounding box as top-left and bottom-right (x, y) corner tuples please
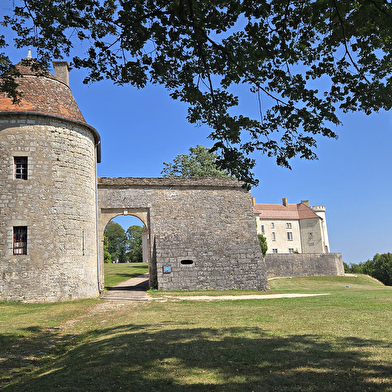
(99, 209), (152, 292)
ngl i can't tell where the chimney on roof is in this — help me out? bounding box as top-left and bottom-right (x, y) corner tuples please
(52, 61), (70, 86)
(252, 197), (256, 206)
(282, 197), (288, 207)
(301, 200), (309, 207)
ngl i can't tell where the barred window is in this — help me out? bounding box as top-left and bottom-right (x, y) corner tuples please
(15, 157), (28, 180)
(13, 226), (27, 255)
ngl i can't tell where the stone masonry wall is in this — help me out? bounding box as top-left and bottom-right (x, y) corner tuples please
(264, 253), (345, 278)
(0, 114), (99, 302)
(98, 177), (270, 291)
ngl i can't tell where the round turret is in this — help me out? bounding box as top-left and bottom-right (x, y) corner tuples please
(0, 56), (101, 302)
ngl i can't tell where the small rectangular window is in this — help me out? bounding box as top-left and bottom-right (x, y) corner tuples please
(14, 157), (28, 180)
(13, 226), (27, 255)
(271, 222), (275, 229)
(272, 248), (278, 254)
(289, 248), (294, 253)
(272, 232), (276, 241)
(286, 222), (292, 229)
(261, 225), (265, 234)
(287, 232), (293, 241)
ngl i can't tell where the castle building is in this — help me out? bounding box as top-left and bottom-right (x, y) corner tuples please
(0, 55), (102, 301)
(0, 55), (270, 302)
(254, 198), (330, 254)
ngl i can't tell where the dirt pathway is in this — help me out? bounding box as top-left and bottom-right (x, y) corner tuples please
(100, 274), (330, 302)
(100, 273), (151, 301)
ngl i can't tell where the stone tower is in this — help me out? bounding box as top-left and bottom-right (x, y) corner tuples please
(0, 56), (101, 302)
(311, 205), (330, 253)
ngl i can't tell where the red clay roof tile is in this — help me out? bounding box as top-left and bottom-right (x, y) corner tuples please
(0, 60), (86, 123)
(254, 202), (320, 220)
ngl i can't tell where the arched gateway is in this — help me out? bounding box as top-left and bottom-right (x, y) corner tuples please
(98, 177), (270, 292)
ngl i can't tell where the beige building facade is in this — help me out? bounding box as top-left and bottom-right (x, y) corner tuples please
(254, 198), (330, 255)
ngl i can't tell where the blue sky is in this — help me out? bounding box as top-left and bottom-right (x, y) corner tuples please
(3, 34), (392, 266)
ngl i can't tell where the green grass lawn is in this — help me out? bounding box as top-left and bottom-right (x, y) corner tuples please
(0, 274), (391, 391)
(103, 262), (148, 289)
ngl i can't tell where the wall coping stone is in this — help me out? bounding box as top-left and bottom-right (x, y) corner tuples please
(98, 177), (246, 189)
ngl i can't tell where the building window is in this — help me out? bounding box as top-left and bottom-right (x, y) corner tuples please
(272, 232), (276, 241)
(272, 248), (278, 253)
(271, 222), (275, 229)
(286, 222), (292, 229)
(289, 248), (294, 253)
(287, 232), (293, 241)
(13, 226), (27, 255)
(14, 157), (28, 180)
(261, 225), (265, 234)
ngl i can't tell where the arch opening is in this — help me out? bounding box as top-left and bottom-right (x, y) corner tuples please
(106, 215), (147, 263)
(98, 208), (153, 291)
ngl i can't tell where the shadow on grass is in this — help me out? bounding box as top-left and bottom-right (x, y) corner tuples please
(1, 324), (391, 391)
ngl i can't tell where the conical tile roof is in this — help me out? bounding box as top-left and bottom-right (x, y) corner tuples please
(0, 58), (86, 123)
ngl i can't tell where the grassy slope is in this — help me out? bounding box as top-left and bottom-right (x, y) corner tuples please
(0, 275), (391, 392)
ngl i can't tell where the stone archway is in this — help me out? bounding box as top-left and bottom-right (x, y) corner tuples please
(97, 177), (270, 292)
(98, 207), (154, 289)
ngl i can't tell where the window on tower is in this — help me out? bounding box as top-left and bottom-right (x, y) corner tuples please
(14, 157), (28, 180)
(13, 226), (27, 255)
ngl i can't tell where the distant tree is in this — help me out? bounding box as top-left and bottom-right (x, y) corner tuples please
(162, 145), (232, 178)
(350, 263), (364, 274)
(361, 258), (375, 276)
(372, 253), (392, 286)
(126, 225), (144, 263)
(103, 236), (112, 264)
(104, 221), (127, 263)
(346, 253), (392, 286)
(257, 234), (268, 258)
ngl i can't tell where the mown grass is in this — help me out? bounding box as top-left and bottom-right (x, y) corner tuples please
(104, 262), (148, 289)
(0, 274), (391, 391)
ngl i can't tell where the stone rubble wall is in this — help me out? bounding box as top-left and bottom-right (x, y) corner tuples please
(264, 253), (345, 278)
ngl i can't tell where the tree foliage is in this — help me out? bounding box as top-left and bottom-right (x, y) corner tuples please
(126, 225), (144, 262)
(104, 221), (127, 263)
(257, 234), (268, 258)
(103, 235), (112, 263)
(372, 253), (392, 286)
(104, 221), (144, 263)
(162, 145), (232, 178)
(2, 1), (392, 186)
(345, 253), (392, 286)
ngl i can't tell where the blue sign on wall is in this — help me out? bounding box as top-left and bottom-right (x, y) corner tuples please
(163, 265), (172, 274)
